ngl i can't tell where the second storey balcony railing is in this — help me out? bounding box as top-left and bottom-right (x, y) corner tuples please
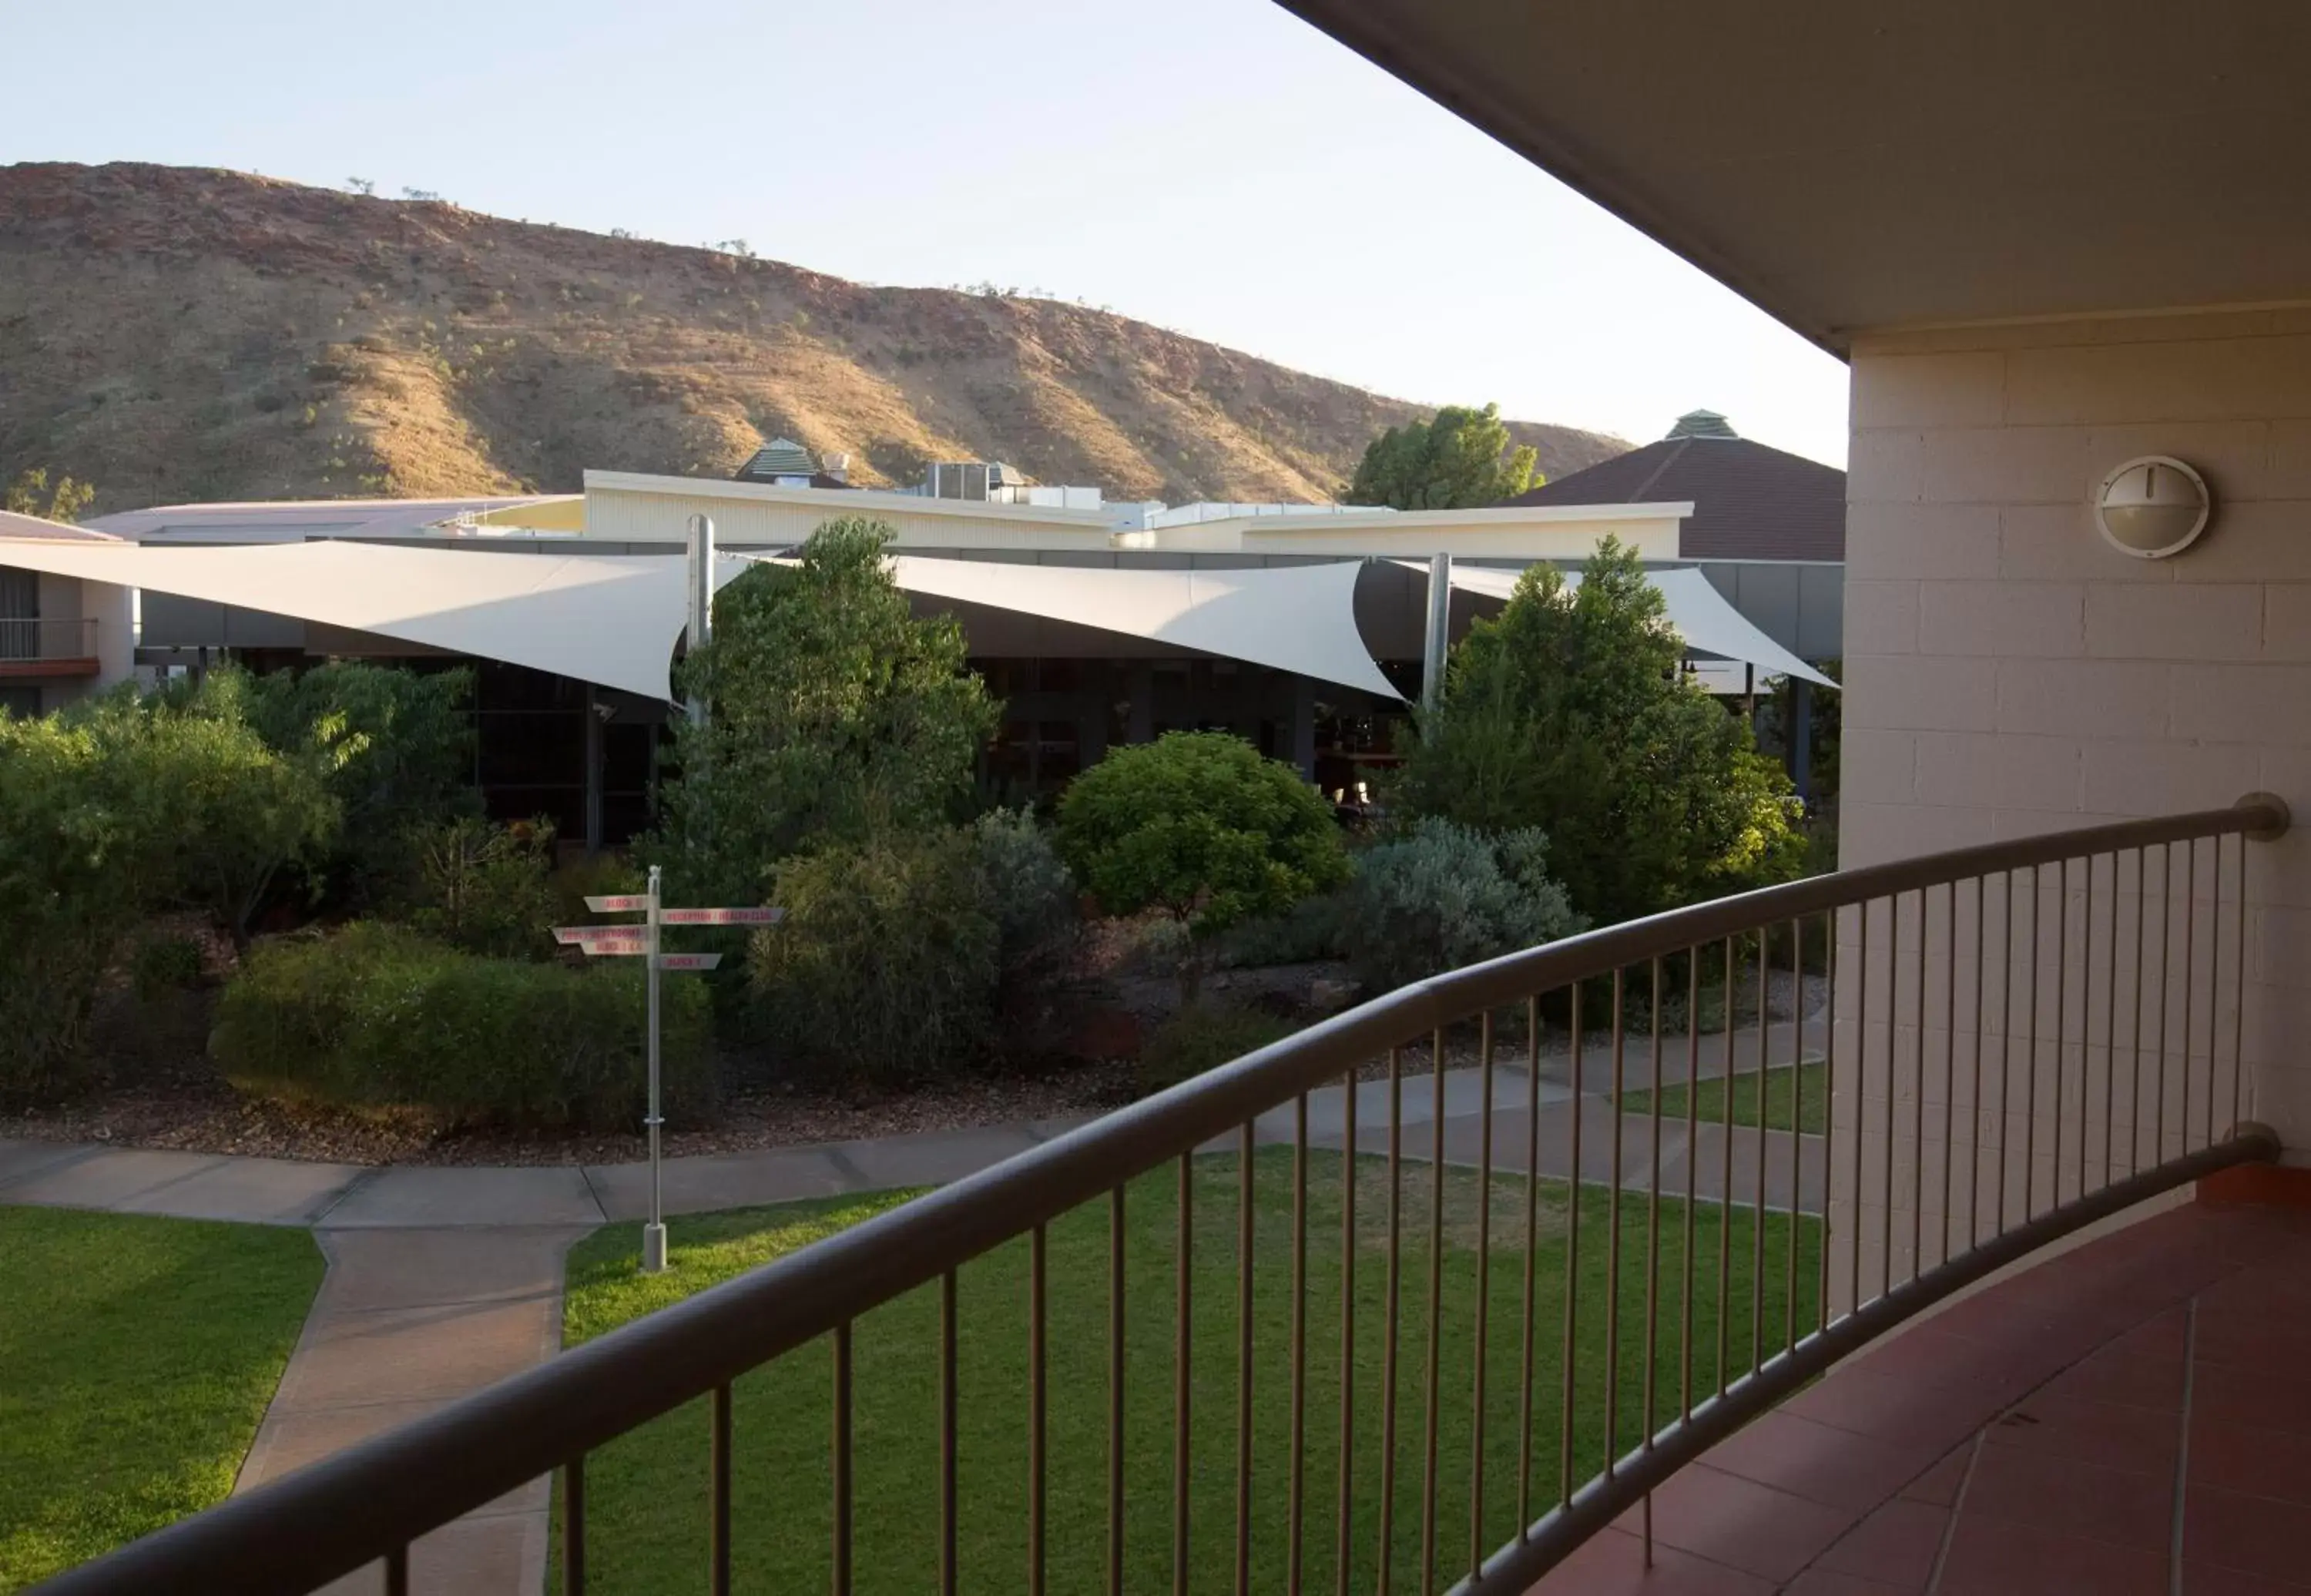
(0, 615), (98, 665)
(32, 795), (2291, 1596)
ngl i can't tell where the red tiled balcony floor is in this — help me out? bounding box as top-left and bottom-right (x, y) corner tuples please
(1528, 1195), (2311, 1594)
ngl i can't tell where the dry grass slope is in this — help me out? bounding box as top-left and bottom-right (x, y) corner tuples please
(0, 163), (1627, 514)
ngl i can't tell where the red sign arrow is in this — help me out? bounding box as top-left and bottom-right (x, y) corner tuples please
(582, 894), (654, 914)
(656, 953), (724, 972)
(658, 907), (785, 926)
(553, 928), (647, 957)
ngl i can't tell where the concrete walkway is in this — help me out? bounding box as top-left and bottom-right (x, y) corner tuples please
(0, 1021), (1825, 1593)
(0, 1119), (1090, 1594)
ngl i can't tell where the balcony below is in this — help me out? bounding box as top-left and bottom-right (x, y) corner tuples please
(1535, 1188), (2311, 1594)
(0, 615), (100, 677)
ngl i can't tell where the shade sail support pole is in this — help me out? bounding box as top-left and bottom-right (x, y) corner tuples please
(1421, 552), (1452, 726)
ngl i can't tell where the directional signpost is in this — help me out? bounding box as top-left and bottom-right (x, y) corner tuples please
(554, 866), (783, 1272)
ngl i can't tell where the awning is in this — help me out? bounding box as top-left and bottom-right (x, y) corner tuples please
(0, 538), (1406, 704)
(1422, 562), (1837, 689)
(0, 539), (694, 700)
(740, 554), (1404, 700)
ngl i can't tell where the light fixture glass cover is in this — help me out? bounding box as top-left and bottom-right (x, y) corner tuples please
(2096, 456), (2210, 559)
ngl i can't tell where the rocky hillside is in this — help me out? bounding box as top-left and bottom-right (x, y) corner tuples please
(0, 163), (1626, 514)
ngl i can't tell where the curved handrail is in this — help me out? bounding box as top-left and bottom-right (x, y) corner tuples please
(32, 794), (2289, 1595)
(1467, 1124), (2279, 1592)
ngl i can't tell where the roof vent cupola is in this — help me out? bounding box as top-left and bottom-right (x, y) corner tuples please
(1665, 409), (1738, 440)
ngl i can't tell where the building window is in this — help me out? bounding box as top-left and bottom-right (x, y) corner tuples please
(0, 685), (41, 719)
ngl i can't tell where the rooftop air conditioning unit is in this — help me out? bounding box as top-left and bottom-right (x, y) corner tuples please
(928, 461), (1015, 501)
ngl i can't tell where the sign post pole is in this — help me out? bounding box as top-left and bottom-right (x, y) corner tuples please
(642, 864), (667, 1273)
(561, 891), (776, 1276)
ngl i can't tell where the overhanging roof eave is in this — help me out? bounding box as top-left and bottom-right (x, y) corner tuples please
(1269, 0), (1852, 356)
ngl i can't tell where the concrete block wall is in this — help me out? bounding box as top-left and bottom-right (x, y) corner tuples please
(1829, 307), (2311, 1308)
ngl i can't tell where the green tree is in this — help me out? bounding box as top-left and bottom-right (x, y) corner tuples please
(156, 662), (475, 908)
(1055, 732), (1349, 997)
(244, 662), (475, 900)
(401, 815), (561, 960)
(648, 518), (1001, 903)
(1391, 537), (1804, 927)
(0, 688), (341, 1095)
(4, 467), (96, 523)
(1345, 403), (1539, 509)
(747, 827), (1000, 1087)
(65, 690), (340, 949)
(0, 714), (159, 1098)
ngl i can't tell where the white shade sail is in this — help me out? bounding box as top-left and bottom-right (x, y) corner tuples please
(891, 555), (1404, 699)
(1421, 562), (1838, 689)
(0, 538), (1406, 704)
(0, 539), (696, 700)
(739, 554), (1404, 700)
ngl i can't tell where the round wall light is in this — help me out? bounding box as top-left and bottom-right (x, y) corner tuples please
(2095, 455), (2211, 559)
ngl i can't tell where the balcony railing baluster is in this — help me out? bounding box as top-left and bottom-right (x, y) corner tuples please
(939, 1269), (958, 1596)
(562, 1453), (584, 1596)
(1418, 1027), (1445, 1596)
(1559, 986), (1582, 1512)
(1518, 998), (1542, 1542)
(832, 1323), (852, 1596)
(1751, 934), (1768, 1369)
(1376, 1046), (1402, 1596)
(1028, 1224), (1048, 1596)
(34, 799), (2289, 1596)
(2235, 833), (2250, 1131)
(1466, 1013), (1493, 1586)
(2145, 850), (2163, 1173)
(1684, 947), (1702, 1415)
(1604, 969), (1625, 1478)
(1172, 1155), (1192, 1596)
(2184, 838), (2199, 1155)
(1783, 924), (1800, 1352)
(1335, 1063), (1357, 1596)
(1290, 1091), (1310, 1594)
(1105, 1192), (1124, 1596)
(708, 1383), (730, 1596)
(1944, 880), (1958, 1266)
(1234, 1122), (1254, 1596)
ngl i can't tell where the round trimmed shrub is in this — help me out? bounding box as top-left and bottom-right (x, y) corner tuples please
(1055, 731), (1349, 998)
(211, 923), (712, 1130)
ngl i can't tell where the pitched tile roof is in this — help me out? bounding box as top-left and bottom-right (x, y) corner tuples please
(1504, 414), (1844, 562)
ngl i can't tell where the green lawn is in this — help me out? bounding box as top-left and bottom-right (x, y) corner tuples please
(0, 1207), (324, 1591)
(560, 1152), (1820, 1594)
(1622, 1058), (1828, 1135)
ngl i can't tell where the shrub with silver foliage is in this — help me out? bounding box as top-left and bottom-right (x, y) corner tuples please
(970, 807), (1078, 977)
(1343, 818), (1583, 995)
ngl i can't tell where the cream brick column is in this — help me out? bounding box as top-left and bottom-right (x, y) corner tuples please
(1829, 307), (2311, 1311)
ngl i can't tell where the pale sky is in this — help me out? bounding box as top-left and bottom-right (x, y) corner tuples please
(0, 0), (1850, 470)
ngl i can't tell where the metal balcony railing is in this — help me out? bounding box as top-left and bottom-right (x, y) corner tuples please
(31, 796), (2290, 1595)
(0, 615), (98, 662)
